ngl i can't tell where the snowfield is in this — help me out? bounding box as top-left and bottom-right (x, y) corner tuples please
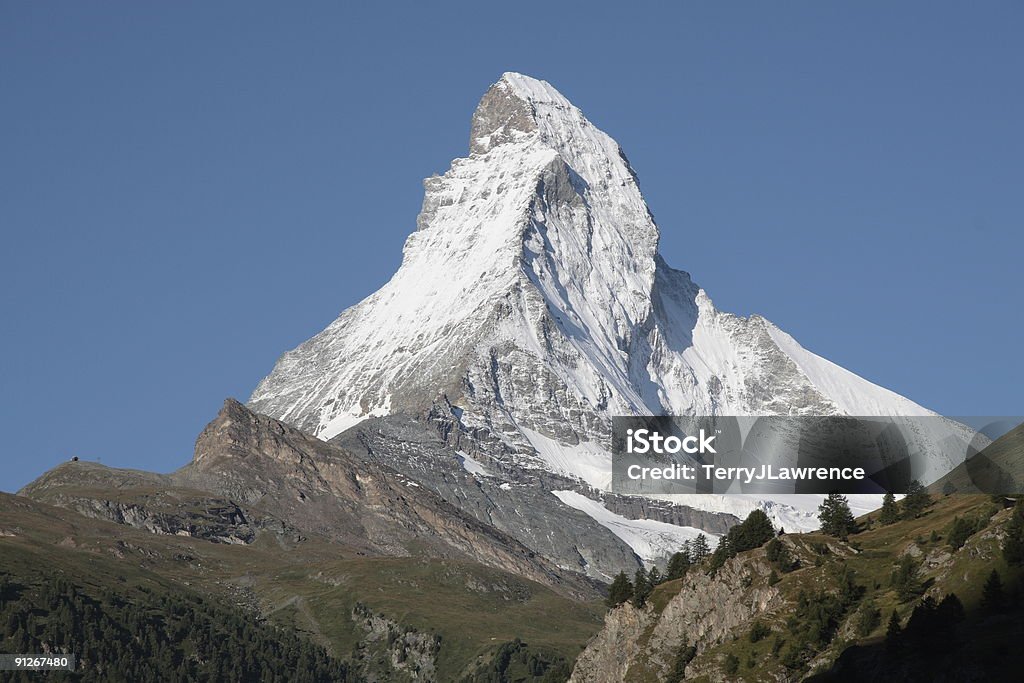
(552, 490), (716, 568)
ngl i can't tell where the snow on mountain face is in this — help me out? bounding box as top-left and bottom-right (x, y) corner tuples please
(551, 490), (715, 571)
(249, 73), (963, 530)
(250, 73), (663, 439)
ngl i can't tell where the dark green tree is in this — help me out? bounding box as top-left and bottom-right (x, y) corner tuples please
(886, 610), (901, 639)
(765, 537), (784, 564)
(818, 493), (857, 539)
(667, 639), (697, 683)
(947, 516), (981, 551)
(902, 480), (931, 519)
(899, 593), (965, 646)
(765, 538), (798, 573)
(707, 538), (731, 575)
(856, 597), (882, 637)
(749, 621), (771, 643)
(833, 562), (864, 605)
(734, 509), (776, 549)
(648, 566), (662, 587)
(666, 549), (691, 580)
(723, 653), (740, 676)
(936, 593), (965, 624)
(691, 534), (710, 563)
(981, 569), (1005, 613)
(708, 508), (778, 574)
(632, 568), (651, 607)
(1003, 504), (1024, 566)
(606, 571), (633, 608)
(879, 492), (900, 525)
(890, 556), (923, 602)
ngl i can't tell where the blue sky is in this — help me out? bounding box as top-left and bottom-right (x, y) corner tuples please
(2, 2), (1021, 491)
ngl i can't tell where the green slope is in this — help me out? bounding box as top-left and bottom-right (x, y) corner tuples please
(930, 421), (1024, 494)
(0, 493), (602, 681)
(583, 492), (1024, 682)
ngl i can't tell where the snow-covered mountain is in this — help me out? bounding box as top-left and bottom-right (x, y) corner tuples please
(249, 73), (964, 534)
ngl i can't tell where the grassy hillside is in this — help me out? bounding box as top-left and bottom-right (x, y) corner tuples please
(931, 421), (1024, 494)
(576, 492), (1024, 682)
(686, 494), (1022, 681)
(0, 493), (602, 681)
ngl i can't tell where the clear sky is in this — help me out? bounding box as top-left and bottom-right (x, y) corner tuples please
(2, 2), (1021, 491)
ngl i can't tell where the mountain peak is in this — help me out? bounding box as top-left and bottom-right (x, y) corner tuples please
(469, 73), (543, 154)
(249, 75), (950, 493)
(252, 72), (665, 438)
(469, 73), (632, 190)
(498, 72), (572, 106)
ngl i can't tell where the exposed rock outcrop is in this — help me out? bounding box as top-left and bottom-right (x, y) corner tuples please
(181, 399), (599, 598)
(351, 602), (441, 682)
(571, 550), (780, 682)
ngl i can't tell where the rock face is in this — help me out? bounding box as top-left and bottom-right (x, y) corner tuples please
(351, 603), (441, 682)
(601, 496), (740, 536)
(330, 412), (647, 580)
(37, 496), (257, 545)
(569, 550), (781, 682)
(174, 399), (596, 598)
(19, 462), (292, 545)
(330, 410), (745, 578)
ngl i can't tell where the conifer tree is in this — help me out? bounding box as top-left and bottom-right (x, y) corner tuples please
(666, 549), (691, 580)
(981, 569), (1004, 613)
(890, 555), (923, 602)
(818, 492), (857, 539)
(632, 568), (651, 607)
(947, 516), (980, 551)
(668, 639), (697, 683)
(691, 534), (710, 563)
(902, 480), (931, 519)
(647, 566), (661, 587)
(856, 597), (882, 637)
(1003, 504), (1024, 566)
(765, 538), (798, 573)
(936, 593), (964, 625)
(879, 492), (899, 525)
(735, 509), (775, 550)
(886, 610), (901, 639)
(606, 571), (633, 607)
(723, 653), (740, 676)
